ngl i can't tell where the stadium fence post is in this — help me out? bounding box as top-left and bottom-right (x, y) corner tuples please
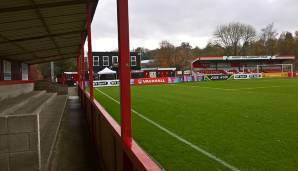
(117, 0), (132, 147)
(117, 0), (133, 169)
(81, 43), (85, 89)
(86, 3), (94, 99)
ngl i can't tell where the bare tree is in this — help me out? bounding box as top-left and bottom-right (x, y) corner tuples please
(175, 42), (193, 70)
(214, 22), (256, 55)
(154, 40), (176, 67)
(260, 23), (278, 55)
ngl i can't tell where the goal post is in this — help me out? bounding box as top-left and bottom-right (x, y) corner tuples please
(257, 64), (294, 77)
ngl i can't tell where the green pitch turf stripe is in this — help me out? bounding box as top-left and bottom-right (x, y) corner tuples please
(95, 88), (241, 171)
(190, 86), (237, 91)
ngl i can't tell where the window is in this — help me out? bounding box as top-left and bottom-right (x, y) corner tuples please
(21, 63), (28, 80)
(103, 56), (109, 66)
(112, 56), (118, 64)
(3, 60), (11, 80)
(93, 56), (99, 66)
(131, 56), (137, 66)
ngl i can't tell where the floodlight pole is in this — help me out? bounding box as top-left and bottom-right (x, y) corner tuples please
(117, 0), (132, 148)
(86, 3), (94, 99)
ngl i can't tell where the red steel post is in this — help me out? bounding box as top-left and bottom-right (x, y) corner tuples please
(86, 3), (94, 98)
(81, 45), (85, 89)
(77, 55), (80, 87)
(117, 0), (132, 147)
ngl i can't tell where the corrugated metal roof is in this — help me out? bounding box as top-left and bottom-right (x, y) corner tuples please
(0, 0), (98, 64)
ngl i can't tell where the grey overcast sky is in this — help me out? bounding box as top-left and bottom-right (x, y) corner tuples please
(88, 0), (298, 51)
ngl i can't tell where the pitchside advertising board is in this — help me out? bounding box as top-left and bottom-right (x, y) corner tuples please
(134, 76), (204, 85)
(234, 73), (262, 80)
(206, 75), (233, 80)
(93, 80), (120, 87)
(93, 76), (205, 87)
(134, 77), (168, 85)
(206, 73), (263, 80)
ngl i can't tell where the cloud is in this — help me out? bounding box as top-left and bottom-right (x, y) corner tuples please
(89, 0), (298, 51)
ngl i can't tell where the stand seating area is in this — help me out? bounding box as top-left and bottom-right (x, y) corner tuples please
(0, 89), (68, 171)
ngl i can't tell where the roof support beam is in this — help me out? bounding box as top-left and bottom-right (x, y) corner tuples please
(3, 45), (79, 58)
(0, 0), (91, 14)
(30, 0), (63, 61)
(28, 56), (74, 65)
(20, 52), (77, 63)
(0, 34), (39, 59)
(0, 30), (84, 44)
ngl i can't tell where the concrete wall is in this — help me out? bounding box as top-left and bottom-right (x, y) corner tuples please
(0, 83), (34, 101)
(0, 114), (40, 171)
(34, 81), (67, 95)
(68, 87), (78, 96)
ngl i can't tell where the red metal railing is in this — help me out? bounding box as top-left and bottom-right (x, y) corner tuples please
(0, 80), (34, 85)
(78, 86), (162, 171)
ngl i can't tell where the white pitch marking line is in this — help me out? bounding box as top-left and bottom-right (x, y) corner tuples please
(95, 88), (240, 171)
(238, 86), (282, 90)
(192, 86), (237, 91)
(187, 85), (294, 91)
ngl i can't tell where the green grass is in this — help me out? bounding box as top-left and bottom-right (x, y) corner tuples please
(93, 78), (298, 171)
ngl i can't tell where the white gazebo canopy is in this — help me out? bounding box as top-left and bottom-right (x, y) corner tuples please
(97, 67), (117, 75)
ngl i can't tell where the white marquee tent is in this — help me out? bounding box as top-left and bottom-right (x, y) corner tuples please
(97, 67), (117, 80)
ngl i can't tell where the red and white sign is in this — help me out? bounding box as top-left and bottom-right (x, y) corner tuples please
(292, 72), (298, 77)
(134, 78), (168, 85)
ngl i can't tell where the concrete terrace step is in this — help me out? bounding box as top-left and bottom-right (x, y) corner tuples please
(48, 99), (100, 171)
(13, 92), (57, 115)
(39, 95), (68, 171)
(0, 91), (46, 115)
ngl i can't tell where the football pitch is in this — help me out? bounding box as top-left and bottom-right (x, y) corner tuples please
(93, 78), (298, 171)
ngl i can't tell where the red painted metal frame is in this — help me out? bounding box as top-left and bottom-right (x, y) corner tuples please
(117, 0), (132, 148)
(76, 54), (80, 86)
(78, 88), (162, 171)
(81, 45), (85, 90)
(0, 80), (34, 85)
(75, 1), (162, 170)
(86, 3), (94, 99)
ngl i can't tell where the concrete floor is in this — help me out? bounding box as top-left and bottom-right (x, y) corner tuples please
(49, 98), (100, 171)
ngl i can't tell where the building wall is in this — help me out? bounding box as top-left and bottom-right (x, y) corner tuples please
(91, 52), (141, 73)
(0, 114), (40, 171)
(0, 83), (34, 101)
(0, 59), (3, 80)
(0, 59), (29, 81)
(11, 62), (22, 80)
(29, 65), (43, 81)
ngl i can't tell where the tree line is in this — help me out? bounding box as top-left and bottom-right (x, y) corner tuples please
(138, 22), (298, 70)
(37, 22), (298, 78)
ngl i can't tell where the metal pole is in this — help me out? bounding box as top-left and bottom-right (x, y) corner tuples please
(81, 46), (85, 90)
(117, 0), (132, 147)
(50, 61), (55, 82)
(77, 55), (80, 86)
(86, 3), (93, 98)
(79, 53), (81, 87)
(291, 64), (294, 77)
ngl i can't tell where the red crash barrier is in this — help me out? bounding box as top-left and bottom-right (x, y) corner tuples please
(78, 86), (162, 171)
